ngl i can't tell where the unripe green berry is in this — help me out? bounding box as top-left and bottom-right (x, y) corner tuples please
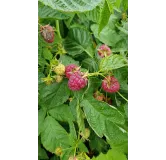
(54, 64), (65, 75)
(55, 147), (63, 156)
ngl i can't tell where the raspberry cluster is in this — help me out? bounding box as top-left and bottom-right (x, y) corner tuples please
(102, 76), (120, 93)
(65, 64), (88, 91)
(98, 44), (112, 58)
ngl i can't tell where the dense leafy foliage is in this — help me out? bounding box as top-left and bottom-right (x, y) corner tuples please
(38, 0), (128, 159)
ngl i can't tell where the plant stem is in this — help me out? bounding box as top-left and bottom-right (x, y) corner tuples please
(117, 92), (128, 102)
(56, 20), (62, 39)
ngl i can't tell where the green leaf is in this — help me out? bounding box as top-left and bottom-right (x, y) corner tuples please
(38, 140), (49, 159)
(43, 48), (53, 60)
(38, 108), (46, 136)
(123, 103), (128, 118)
(98, 0), (111, 33)
(113, 67), (128, 92)
(41, 116), (73, 152)
(100, 54), (127, 71)
(81, 98), (125, 137)
(104, 120), (128, 153)
(78, 140), (89, 152)
(59, 55), (79, 66)
(48, 104), (74, 122)
(81, 58), (98, 72)
(64, 27), (94, 58)
(39, 80), (70, 108)
(38, 2), (73, 19)
(92, 149), (127, 160)
(38, 0), (103, 13)
(91, 24), (121, 47)
(69, 121), (77, 140)
(78, 6), (101, 23)
(89, 132), (108, 152)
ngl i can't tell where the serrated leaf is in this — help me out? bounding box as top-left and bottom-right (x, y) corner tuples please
(38, 2), (73, 19)
(92, 149), (127, 160)
(38, 108), (46, 136)
(100, 54), (127, 71)
(41, 116), (73, 152)
(39, 80), (70, 108)
(81, 98), (125, 137)
(38, 140), (49, 159)
(98, 0), (111, 33)
(59, 55), (79, 66)
(48, 104), (74, 122)
(64, 27), (94, 58)
(78, 140), (89, 152)
(69, 121), (77, 140)
(39, 0), (103, 13)
(78, 6), (101, 23)
(123, 103), (128, 118)
(113, 67), (128, 92)
(104, 120), (128, 153)
(81, 58), (98, 72)
(43, 48), (53, 60)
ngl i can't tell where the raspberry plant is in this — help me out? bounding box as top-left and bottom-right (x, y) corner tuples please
(38, 0), (128, 160)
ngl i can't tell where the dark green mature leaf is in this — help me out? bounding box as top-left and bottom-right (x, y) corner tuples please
(92, 149), (127, 160)
(38, 140), (49, 159)
(81, 58), (98, 72)
(41, 116), (73, 152)
(123, 103), (128, 118)
(64, 27), (94, 58)
(104, 120), (128, 153)
(38, 2), (72, 19)
(98, 0), (111, 33)
(89, 132), (108, 152)
(78, 6), (101, 23)
(39, 0), (103, 13)
(59, 55), (79, 66)
(48, 104), (74, 122)
(100, 54), (127, 71)
(39, 80), (70, 108)
(113, 67), (128, 92)
(38, 108), (46, 136)
(81, 98), (125, 137)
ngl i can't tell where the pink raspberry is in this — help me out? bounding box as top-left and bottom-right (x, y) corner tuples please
(102, 76), (120, 93)
(68, 72), (88, 91)
(98, 44), (111, 58)
(65, 64), (80, 79)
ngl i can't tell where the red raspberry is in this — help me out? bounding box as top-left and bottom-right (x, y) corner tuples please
(68, 72), (88, 91)
(40, 25), (54, 43)
(98, 44), (111, 58)
(102, 76), (120, 93)
(65, 64), (80, 79)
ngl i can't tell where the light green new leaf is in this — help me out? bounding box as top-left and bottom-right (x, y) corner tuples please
(100, 54), (127, 71)
(38, 108), (46, 136)
(43, 48), (53, 60)
(92, 149), (127, 160)
(81, 98), (125, 137)
(48, 104), (74, 122)
(39, 80), (70, 108)
(41, 116), (72, 152)
(98, 0), (111, 33)
(64, 27), (94, 58)
(91, 24), (121, 47)
(38, 0), (103, 13)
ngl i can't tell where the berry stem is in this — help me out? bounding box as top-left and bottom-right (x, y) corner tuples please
(117, 92), (128, 102)
(56, 20), (62, 39)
